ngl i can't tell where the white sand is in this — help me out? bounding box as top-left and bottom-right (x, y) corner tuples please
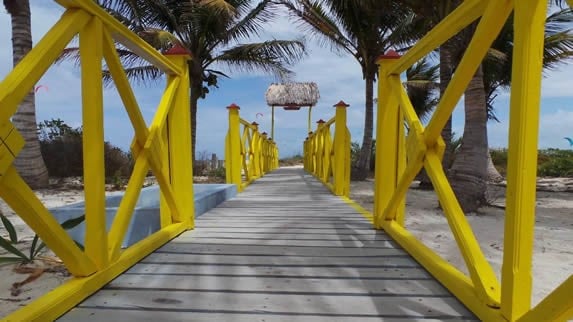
(350, 178), (573, 308)
(1, 175), (571, 318)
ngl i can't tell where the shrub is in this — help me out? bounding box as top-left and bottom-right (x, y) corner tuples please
(38, 119), (133, 180)
(490, 148), (573, 177)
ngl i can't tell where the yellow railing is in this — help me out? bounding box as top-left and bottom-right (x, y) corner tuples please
(304, 101), (350, 197)
(373, 0), (572, 321)
(225, 103), (278, 191)
(0, 0), (194, 320)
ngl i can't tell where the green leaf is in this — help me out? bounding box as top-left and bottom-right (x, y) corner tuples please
(32, 242), (47, 259)
(73, 241), (85, 251)
(0, 235), (29, 261)
(61, 215), (86, 230)
(30, 235), (40, 260)
(0, 213), (18, 244)
(0, 257), (25, 264)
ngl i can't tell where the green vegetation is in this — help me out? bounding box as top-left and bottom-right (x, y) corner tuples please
(1, 213), (85, 264)
(279, 154), (303, 166)
(38, 119), (134, 184)
(491, 148), (573, 177)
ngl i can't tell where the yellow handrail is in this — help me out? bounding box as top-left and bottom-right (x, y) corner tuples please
(304, 101), (350, 197)
(372, 1), (572, 321)
(0, 0), (194, 320)
(225, 104), (278, 192)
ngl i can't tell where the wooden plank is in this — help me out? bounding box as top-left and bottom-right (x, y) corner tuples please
(60, 309), (477, 322)
(158, 243), (407, 257)
(140, 252), (418, 267)
(109, 274), (450, 296)
(66, 290), (475, 319)
(126, 263), (432, 279)
(165, 239), (398, 248)
(175, 232), (393, 241)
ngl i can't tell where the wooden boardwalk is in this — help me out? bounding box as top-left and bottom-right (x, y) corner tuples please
(59, 167), (476, 321)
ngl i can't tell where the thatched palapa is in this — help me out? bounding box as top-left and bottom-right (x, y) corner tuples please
(265, 82), (320, 107)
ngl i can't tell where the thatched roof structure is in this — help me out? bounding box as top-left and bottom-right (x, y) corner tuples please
(265, 82), (320, 107)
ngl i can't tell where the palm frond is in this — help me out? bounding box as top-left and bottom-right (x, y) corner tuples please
(215, 40), (306, 80)
(104, 64), (163, 87)
(225, 0), (276, 43)
(281, 0), (355, 56)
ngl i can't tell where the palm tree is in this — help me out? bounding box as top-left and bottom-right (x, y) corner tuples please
(482, 8), (573, 182)
(282, 0), (422, 180)
(405, 57), (439, 121)
(71, 0), (306, 161)
(3, 0), (49, 188)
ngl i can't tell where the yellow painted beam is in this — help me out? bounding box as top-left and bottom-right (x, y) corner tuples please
(2, 223), (187, 322)
(425, 152), (500, 306)
(0, 167), (96, 276)
(226, 104), (243, 191)
(374, 60), (402, 228)
(80, 17), (108, 269)
(388, 0), (489, 75)
(107, 152), (149, 261)
(382, 220), (504, 322)
(0, 9), (90, 122)
(517, 276), (573, 322)
(424, 0), (513, 145)
(102, 28), (150, 143)
(501, 0), (547, 320)
(55, 0), (182, 76)
(165, 52), (195, 229)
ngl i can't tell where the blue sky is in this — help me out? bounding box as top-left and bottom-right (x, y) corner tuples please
(1, 2), (573, 160)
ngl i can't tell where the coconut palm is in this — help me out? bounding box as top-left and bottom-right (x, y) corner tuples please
(64, 0), (306, 161)
(281, 0), (422, 180)
(483, 8), (573, 182)
(405, 57), (439, 121)
(3, 0), (49, 188)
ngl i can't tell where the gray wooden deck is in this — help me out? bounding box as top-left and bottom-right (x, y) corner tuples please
(59, 167), (476, 321)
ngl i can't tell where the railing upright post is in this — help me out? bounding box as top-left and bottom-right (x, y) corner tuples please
(308, 131), (315, 174)
(315, 120), (325, 179)
(501, 1), (548, 320)
(333, 100), (350, 196)
(80, 18), (108, 269)
(164, 46), (195, 229)
(261, 132), (269, 173)
(251, 122), (261, 179)
(374, 50), (406, 228)
(226, 103), (243, 191)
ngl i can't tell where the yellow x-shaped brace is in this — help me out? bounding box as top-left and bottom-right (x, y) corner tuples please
(0, 121), (25, 178)
(129, 126), (180, 221)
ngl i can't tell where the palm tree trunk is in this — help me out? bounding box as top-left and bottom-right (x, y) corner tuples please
(353, 71), (375, 181)
(487, 149), (503, 182)
(448, 64), (488, 213)
(5, 0), (49, 189)
(190, 82), (201, 164)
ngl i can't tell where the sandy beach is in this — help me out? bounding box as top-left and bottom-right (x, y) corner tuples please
(350, 178), (573, 307)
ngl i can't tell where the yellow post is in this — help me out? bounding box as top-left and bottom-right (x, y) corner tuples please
(164, 46), (195, 229)
(261, 132), (269, 173)
(333, 100), (350, 196)
(501, 1), (547, 320)
(226, 103), (243, 191)
(251, 122), (261, 178)
(315, 119), (325, 179)
(374, 50), (405, 229)
(308, 131), (315, 174)
(80, 17), (108, 269)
